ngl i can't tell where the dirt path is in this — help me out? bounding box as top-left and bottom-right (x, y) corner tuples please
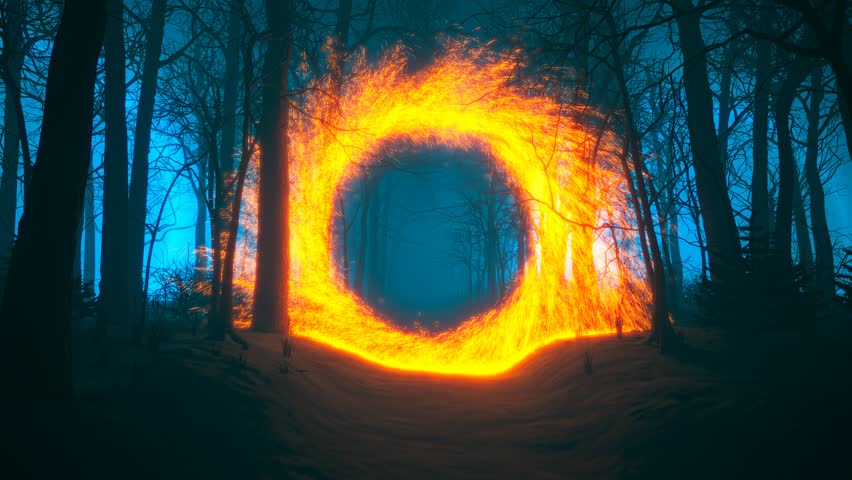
(76, 328), (851, 479)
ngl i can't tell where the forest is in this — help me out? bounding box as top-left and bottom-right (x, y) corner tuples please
(1, 0), (851, 478)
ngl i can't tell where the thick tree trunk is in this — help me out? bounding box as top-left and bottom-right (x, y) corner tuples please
(773, 59), (810, 264)
(0, 0), (106, 405)
(127, 0), (167, 327)
(750, 19), (772, 266)
(99, 0), (130, 336)
(671, 0), (743, 281)
(804, 66), (834, 300)
(0, 0), (23, 260)
(253, 0), (292, 333)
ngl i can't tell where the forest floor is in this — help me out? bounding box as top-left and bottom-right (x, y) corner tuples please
(71, 322), (852, 479)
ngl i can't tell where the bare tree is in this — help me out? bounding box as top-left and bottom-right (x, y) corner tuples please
(99, 0), (130, 342)
(1, 0), (106, 404)
(127, 0), (167, 330)
(670, 0), (744, 281)
(253, 0), (293, 334)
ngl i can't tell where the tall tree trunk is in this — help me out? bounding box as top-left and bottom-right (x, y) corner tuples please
(621, 113), (673, 346)
(99, 0), (130, 337)
(253, 0), (292, 334)
(0, 0), (23, 261)
(804, 66), (834, 300)
(0, 0), (106, 411)
(773, 58), (810, 265)
(792, 164), (814, 274)
(218, 0), (242, 174)
(684, 165), (708, 281)
(656, 133), (684, 319)
(671, 0), (743, 281)
(208, 0), (243, 340)
(602, 10), (673, 344)
(127, 0), (167, 328)
(664, 187), (684, 310)
(83, 177), (96, 284)
(750, 16), (772, 267)
(216, 36), (256, 340)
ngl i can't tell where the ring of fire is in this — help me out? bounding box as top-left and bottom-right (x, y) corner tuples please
(282, 42), (650, 376)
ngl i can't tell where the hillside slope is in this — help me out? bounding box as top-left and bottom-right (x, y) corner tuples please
(76, 327), (851, 479)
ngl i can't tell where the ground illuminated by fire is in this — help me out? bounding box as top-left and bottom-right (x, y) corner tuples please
(233, 42), (651, 376)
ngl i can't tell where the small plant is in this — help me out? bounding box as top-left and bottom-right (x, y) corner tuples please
(280, 337), (292, 374)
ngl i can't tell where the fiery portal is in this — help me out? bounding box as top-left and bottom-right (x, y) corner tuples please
(233, 42), (650, 376)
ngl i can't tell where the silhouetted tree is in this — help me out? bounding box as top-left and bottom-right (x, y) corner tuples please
(254, 0), (293, 334)
(99, 0), (130, 343)
(1, 0), (106, 404)
(128, 0), (167, 334)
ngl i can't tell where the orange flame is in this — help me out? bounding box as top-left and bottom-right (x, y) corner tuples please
(238, 41), (650, 376)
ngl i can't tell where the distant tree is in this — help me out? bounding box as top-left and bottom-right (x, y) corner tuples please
(749, 4), (773, 269)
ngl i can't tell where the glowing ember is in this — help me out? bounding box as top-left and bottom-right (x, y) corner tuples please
(237, 41), (650, 376)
